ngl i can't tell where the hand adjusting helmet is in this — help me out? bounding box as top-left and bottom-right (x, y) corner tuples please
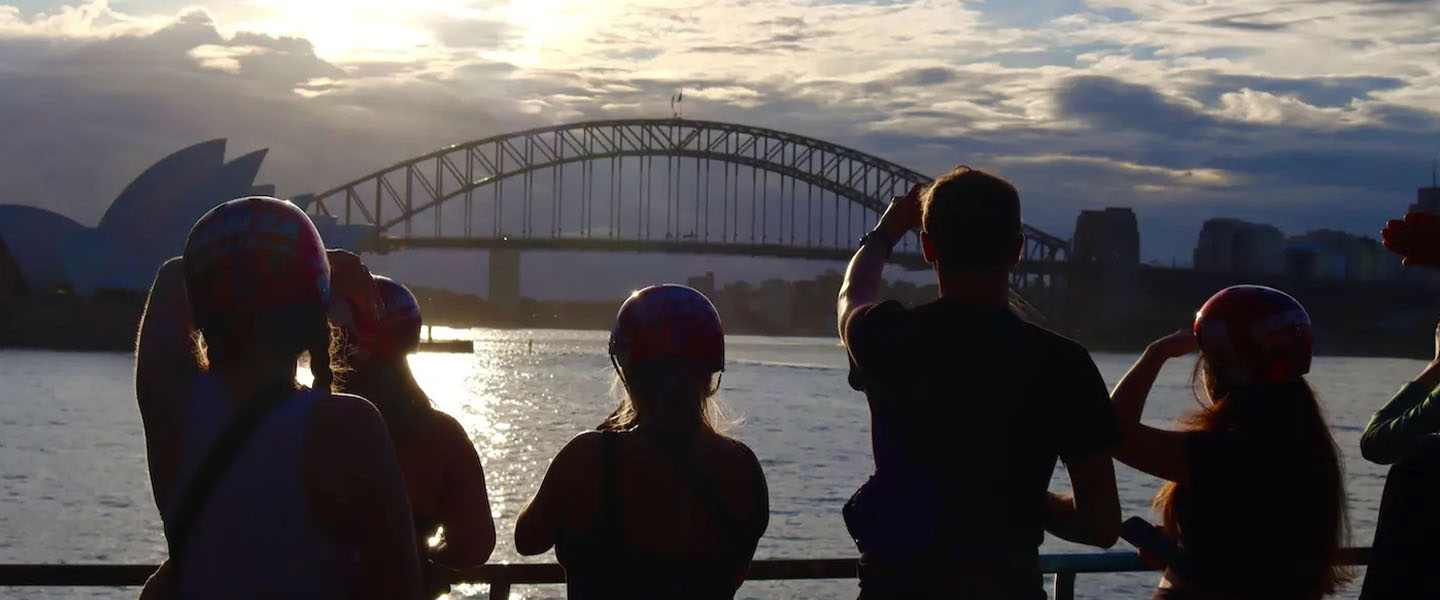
(1193, 285), (1312, 385)
(608, 284), (725, 375)
(364, 275), (423, 361)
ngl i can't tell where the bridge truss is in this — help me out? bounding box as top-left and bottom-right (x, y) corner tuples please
(307, 118), (1069, 292)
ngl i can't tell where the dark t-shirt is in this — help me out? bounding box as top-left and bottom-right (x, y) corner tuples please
(843, 299), (1117, 561)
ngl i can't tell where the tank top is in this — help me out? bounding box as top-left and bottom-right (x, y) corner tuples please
(556, 430), (765, 600)
(165, 374), (360, 599)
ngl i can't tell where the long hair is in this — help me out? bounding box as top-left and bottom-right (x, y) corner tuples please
(337, 349), (434, 440)
(598, 357), (731, 434)
(1154, 358), (1351, 597)
(193, 305), (341, 393)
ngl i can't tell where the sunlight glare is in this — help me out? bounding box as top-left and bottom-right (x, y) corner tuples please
(235, 0), (463, 63)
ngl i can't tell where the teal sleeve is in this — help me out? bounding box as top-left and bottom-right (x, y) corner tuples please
(1361, 383), (1440, 465)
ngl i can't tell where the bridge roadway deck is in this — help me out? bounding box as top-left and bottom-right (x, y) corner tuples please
(366, 236), (1071, 275)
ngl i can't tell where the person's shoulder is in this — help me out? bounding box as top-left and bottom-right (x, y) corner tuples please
(853, 299), (911, 324)
(424, 409), (480, 451)
(311, 391), (385, 425)
(555, 429), (607, 462)
(711, 435), (762, 466)
(1016, 320), (1095, 362)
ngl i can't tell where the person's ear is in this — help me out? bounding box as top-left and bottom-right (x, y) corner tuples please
(1006, 233), (1025, 267)
(921, 231), (937, 264)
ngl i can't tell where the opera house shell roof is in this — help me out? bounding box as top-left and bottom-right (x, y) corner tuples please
(0, 140), (370, 296)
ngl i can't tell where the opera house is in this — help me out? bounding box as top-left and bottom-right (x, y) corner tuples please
(0, 140), (370, 347)
(0, 139), (369, 297)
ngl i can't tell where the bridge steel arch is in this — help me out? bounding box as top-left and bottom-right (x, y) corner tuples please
(307, 118), (1069, 290)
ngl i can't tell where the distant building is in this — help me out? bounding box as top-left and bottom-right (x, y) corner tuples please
(1285, 230), (1401, 282)
(1073, 207), (1140, 268)
(686, 271), (716, 297)
(1193, 218), (1285, 276)
(1409, 181), (1440, 213)
(0, 140), (372, 297)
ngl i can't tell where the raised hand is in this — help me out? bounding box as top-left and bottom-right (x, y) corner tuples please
(1147, 329), (1197, 360)
(876, 183), (925, 241)
(326, 249), (383, 339)
(1382, 211), (1440, 270)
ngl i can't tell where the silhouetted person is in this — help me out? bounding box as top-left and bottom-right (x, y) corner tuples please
(838, 169), (1120, 599)
(135, 197), (421, 599)
(1111, 286), (1350, 600)
(1358, 216), (1440, 598)
(339, 275), (496, 596)
(515, 284), (768, 599)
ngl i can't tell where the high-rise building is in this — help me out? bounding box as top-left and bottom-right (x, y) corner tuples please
(1073, 207), (1140, 267)
(1193, 218), (1285, 275)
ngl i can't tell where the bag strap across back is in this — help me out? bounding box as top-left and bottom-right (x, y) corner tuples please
(164, 384), (293, 565)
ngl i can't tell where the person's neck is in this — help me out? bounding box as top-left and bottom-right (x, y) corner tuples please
(633, 412), (702, 437)
(935, 267), (1011, 307)
(213, 358), (296, 405)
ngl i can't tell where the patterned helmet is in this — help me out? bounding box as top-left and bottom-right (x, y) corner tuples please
(182, 196), (330, 323)
(366, 275), (422, 360)
(1194, 285), (1312, 385)
(609, 284), (724, 373)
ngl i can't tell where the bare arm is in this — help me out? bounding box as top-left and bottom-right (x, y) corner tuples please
(309, 396), (423, 600)
(1110, 331), (1196, 484)
(837, 184), (922, 336)
(432, 415), (497, 567)
(1043, 451), (1120, 547)
(515, 432), (598, 556)
(134, 257), (201, 507)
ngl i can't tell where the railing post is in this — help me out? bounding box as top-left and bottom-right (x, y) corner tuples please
(1053, 572), (1075, 600)
(488, 577), (510, 600)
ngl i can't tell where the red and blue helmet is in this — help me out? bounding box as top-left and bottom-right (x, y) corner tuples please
(1194, 285), (1312, 385)
(367, 275), (422, 359)
(609, 284), (724, 373)
(182, 196), (330, 324)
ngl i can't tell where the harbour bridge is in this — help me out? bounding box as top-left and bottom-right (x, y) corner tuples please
(303, 118), (1071, 300)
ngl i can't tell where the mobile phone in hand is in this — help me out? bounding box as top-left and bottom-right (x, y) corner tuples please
(1121, 516), (1180, 568)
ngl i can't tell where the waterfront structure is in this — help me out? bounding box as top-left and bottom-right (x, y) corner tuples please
(1409, 181), (1440, 213)
(1073, 207), (1139, 268)
(0, 140), (370, 297)
(303, 118), (1073, 307)
(1286, 230), (1401, 282)
(1193, 218), (1285, 276)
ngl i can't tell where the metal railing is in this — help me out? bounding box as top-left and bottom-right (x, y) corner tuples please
(0, 548), (1371, 599)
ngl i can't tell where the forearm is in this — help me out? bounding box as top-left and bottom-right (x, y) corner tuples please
(136, 259), (199, 391)
(836, 240), (891, 335)
(1362, 364), (1440, 464)
(1043, 492), (1110, 546)
(1112, 350), (1167, 431)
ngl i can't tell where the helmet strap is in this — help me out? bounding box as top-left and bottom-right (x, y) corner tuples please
(610, 354), (630, 391)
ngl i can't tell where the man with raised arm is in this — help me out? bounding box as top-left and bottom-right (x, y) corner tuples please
(837, 167), (1120, 599)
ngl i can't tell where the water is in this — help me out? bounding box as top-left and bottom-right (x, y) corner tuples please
(0, 330), (1412, 599)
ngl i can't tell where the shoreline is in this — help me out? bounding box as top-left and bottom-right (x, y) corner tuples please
(4, 320), (1430, 362)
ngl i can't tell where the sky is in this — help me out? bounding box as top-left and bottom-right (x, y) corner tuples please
(0, 0), (1437, 297)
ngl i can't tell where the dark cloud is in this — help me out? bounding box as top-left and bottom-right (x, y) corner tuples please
(1055, 75), (1213, 135)
(1195, 16), (1290, 31)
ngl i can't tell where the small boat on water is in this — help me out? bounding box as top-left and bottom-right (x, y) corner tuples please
(419, 325), (474, 353)
(418, 339), (474, 353)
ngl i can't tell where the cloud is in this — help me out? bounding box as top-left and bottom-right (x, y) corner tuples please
(0, 0), (1438, 270)
(1055, 75), (1211, 134)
